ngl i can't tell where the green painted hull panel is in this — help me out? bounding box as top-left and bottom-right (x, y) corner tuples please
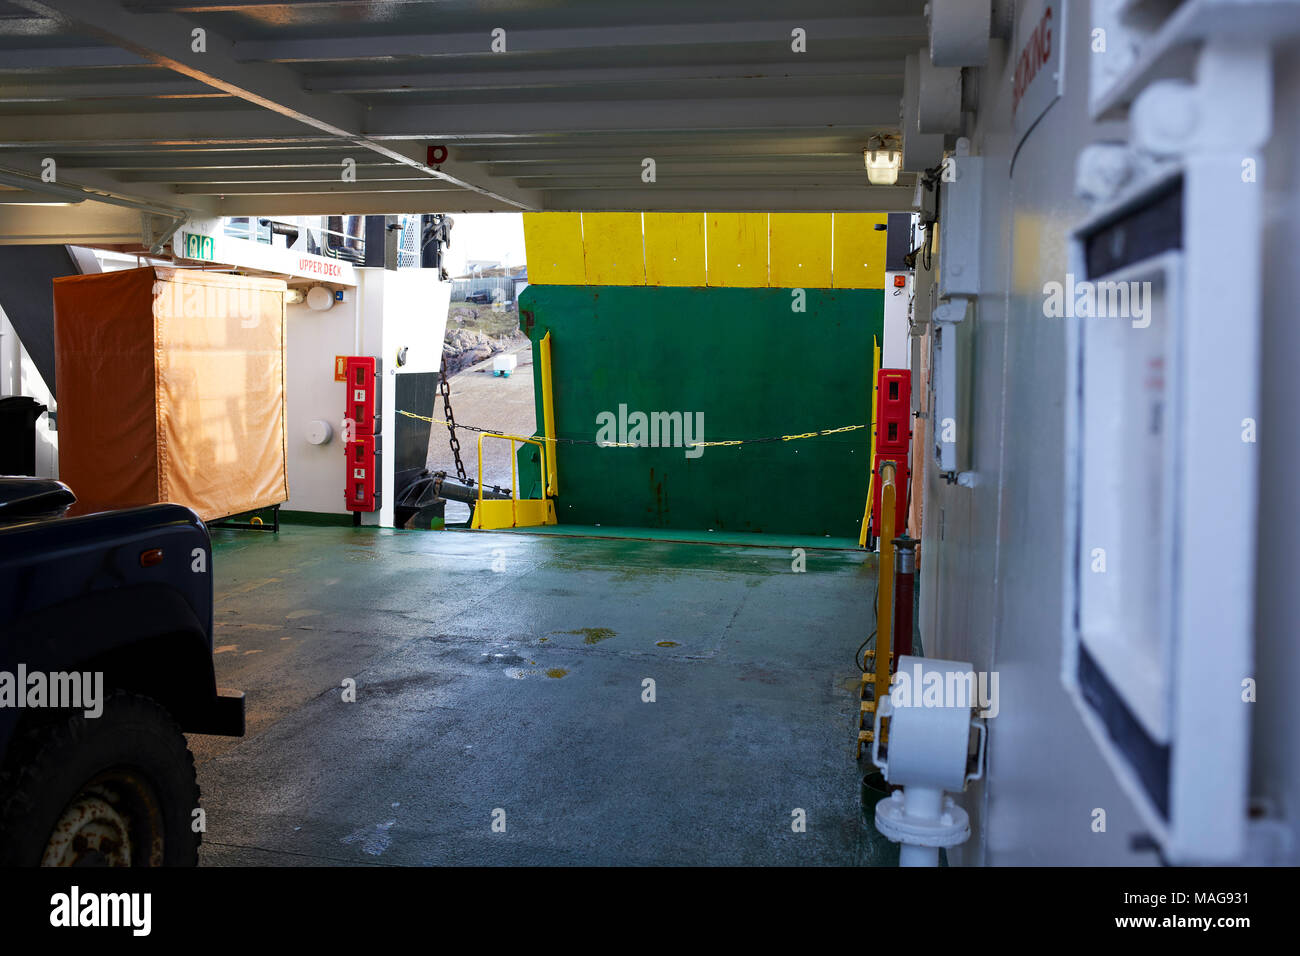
(518, 284), (883, 538)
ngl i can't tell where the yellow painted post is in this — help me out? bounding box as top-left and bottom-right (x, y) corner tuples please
(858, 459), (897, 756)
(860, 340), (882, 547)
(875, 462), (897, 712)
(510, 437), (518, 527)
(859, 342), (882, 547)
(539, 331), (557, 497)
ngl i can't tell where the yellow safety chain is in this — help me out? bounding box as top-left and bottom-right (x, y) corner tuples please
(397, 410), (867, 448)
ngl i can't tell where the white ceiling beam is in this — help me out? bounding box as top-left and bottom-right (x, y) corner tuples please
(0, 45), (145, 69)
(0, 21), (924, 72)
(0, 108), (325, 147)
(0, 200), (159, 245)
(0, 78), (222, 101)
(218, 192), (514, 217)
(37, 140), (342, 155)
(522, 178), (897, 193)
(130, 168), (434, 184)
(453, 137), (881, 162)
(305, 60), (904, 94)
(0, 151), (217, 215)
(236, 17), (927, 62)
(12, 0), (540, 208)
(516, 177), (875, 191)
(7, 103), (869, 150)
(481, 159), (876, 176)
(64, 152), (398, 171)
(0, 188), (83, 203)
(173, 181), (465, 195)
(0, 14), (59, 34)
(540, 187), (916, 213)
(442, 132), (884, 150)
(367, 96), (901, 137)
(16, 0), (364, 133)
(120, 162), (888, 189)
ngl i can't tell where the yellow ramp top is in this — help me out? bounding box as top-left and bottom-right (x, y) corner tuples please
(523, 211), (889, 289)
(769, 213), (833, 288)
(832, 213), (889, 289)
(706, 213), (768, 287)
(644, 212), (706, 286)
(582, 212), (646, 285)
(523, 212), (586, 285)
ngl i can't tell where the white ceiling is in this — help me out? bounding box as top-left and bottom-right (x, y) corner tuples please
(0, 0), (929, 227)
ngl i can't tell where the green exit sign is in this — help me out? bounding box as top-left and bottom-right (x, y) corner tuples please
(180, 232), (215, 261)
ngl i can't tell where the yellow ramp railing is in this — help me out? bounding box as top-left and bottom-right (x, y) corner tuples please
(470, 432), (557, 530)
(470, 329), (558, 531)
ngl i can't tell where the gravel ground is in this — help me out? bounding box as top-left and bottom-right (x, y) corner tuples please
(425, 342), (536, 522)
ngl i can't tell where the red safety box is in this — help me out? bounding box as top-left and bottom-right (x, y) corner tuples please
(345, 434), (378, 512)
(344, 356), (377, 435)
(875, 368), (912, 453)
(871, 368), (912, 537)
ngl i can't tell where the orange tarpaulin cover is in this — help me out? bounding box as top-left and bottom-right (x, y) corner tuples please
(53, 266), (288, 521)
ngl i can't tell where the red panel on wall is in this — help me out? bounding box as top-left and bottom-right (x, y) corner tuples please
(344, 434), (377, 512)
(871, 368), (912, 536)
(344, 356), (377, 435)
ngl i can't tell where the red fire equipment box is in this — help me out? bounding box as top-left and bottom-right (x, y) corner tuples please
(871, 368), (911, 537)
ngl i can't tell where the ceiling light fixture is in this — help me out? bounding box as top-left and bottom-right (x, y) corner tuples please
(864, 147), (901, 186)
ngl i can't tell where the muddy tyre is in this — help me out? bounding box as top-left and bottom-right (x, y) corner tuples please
(0, 692), (201, 866)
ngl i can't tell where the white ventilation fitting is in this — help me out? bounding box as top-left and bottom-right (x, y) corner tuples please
(917, 55), (964, 134)
(872, 655), (986, 866)
(901, 52), (946, 171)
(929, 0), (991, 67)
(306, 285), (334, 311)
(305, 420), (333, 445)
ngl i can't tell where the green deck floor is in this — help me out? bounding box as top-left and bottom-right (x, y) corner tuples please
(490, 523), (862, 550)
(195, 524), (888, 865)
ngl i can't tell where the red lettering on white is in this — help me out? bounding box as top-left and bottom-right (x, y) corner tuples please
(296, 257), (343, 277)
(1013, 6), (1053, 115)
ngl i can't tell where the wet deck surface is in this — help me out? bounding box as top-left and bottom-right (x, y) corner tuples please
(193, 525), (876, 865)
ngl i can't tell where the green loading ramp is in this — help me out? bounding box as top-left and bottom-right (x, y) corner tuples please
(516, 284), (883, 538)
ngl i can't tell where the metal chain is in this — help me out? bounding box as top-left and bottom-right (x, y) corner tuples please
(398, 408), (866, 449)
(438, 353), (469, 483)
